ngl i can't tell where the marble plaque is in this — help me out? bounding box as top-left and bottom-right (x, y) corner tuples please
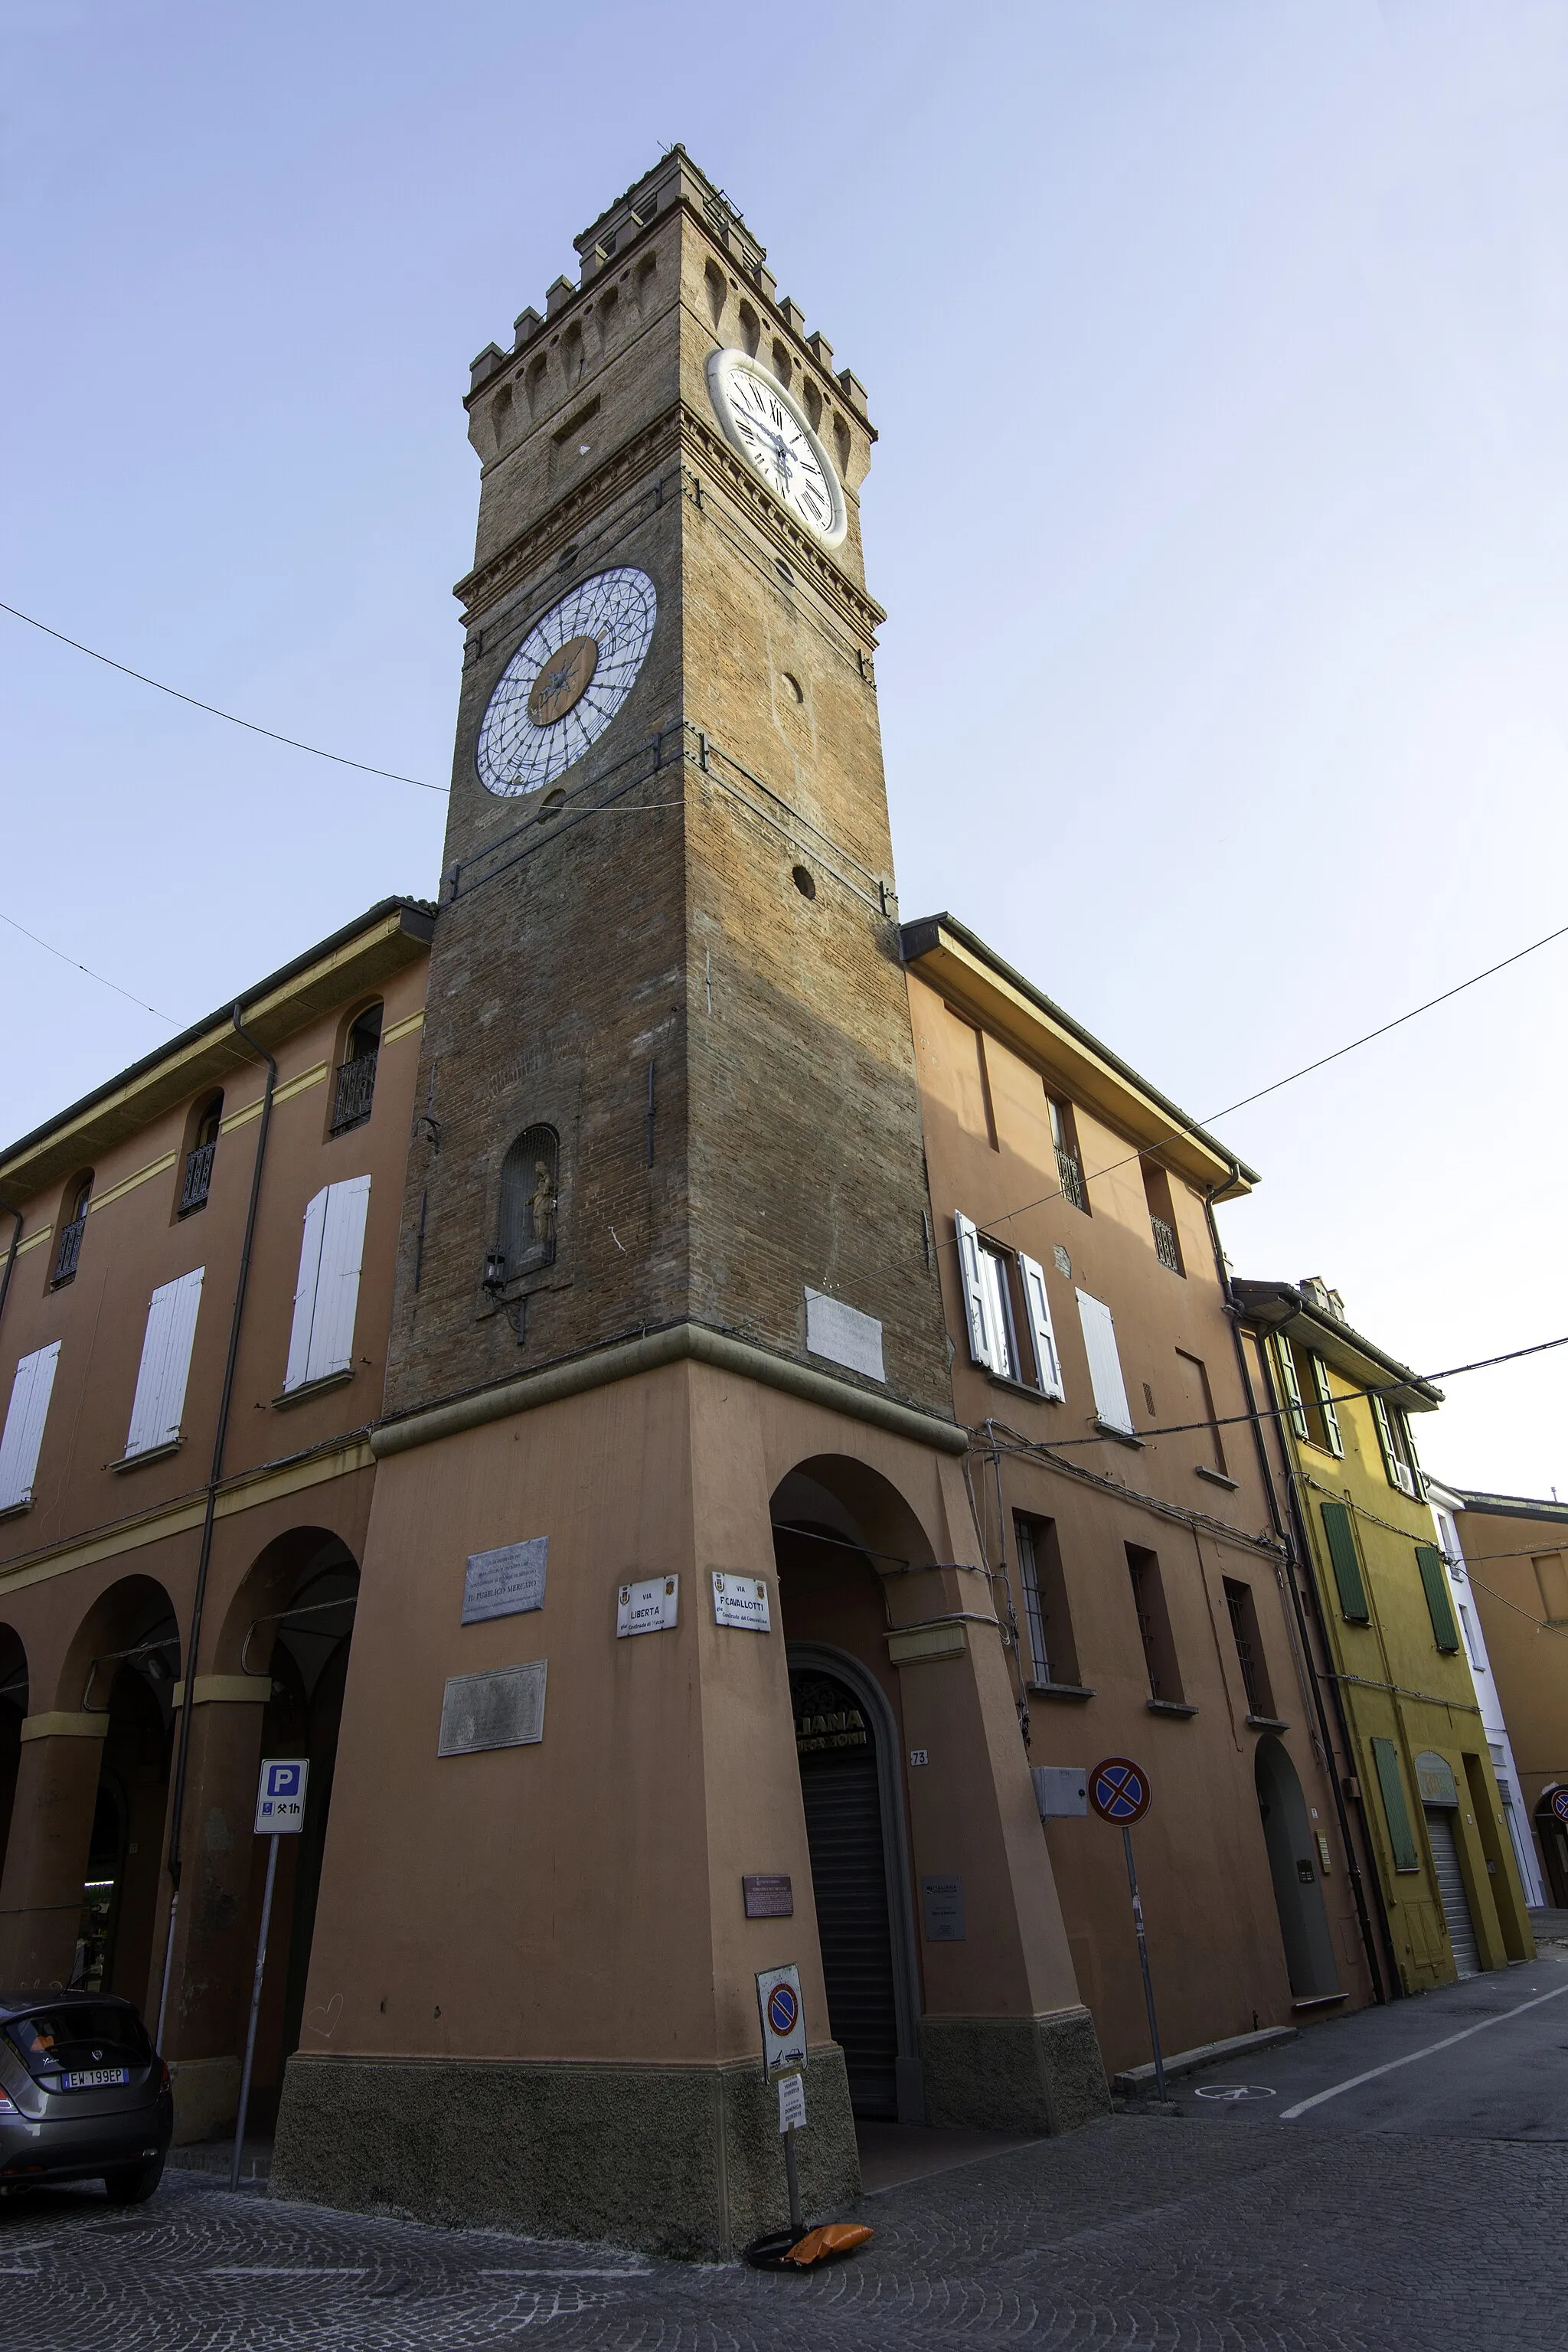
(437, 1661), (547, 1756)
(803, 1289), (885, 1383)
(462, 1537), (547, 1625)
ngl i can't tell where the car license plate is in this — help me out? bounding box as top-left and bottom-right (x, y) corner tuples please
(62, 2067), (129, 2089)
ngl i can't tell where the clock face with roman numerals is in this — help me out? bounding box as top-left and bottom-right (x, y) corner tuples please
(705, 349), (848, 548)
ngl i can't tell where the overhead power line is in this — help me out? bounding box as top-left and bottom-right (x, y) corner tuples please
(985, 1331), (1568, 1452)
(973, 916), (1568, 1250)
(0, 599), (446, 794)
(0, 909), (177, 1024)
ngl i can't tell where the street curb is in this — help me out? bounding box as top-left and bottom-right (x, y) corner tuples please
(1113, 2025), (1298, 2094)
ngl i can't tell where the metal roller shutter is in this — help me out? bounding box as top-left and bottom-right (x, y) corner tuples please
(793, 1672), (898, 2120)
(1425, 1807), (1481, 1978)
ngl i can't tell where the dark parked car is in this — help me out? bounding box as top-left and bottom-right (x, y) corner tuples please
(0, 1993), (171, 2203)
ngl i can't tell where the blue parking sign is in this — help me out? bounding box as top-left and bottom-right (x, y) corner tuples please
(254, 1756), (309, 1835)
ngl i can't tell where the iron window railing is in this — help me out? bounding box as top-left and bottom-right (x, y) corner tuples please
(1226, 1588), (1265, 1715)
(179, 1140), (217, 1217)
(331, 1050), (378, 1134)
(1151, 1215), (1182, 1273)
(52, 1215), (86, 1285)
(1055, 1145), (1088, 1214)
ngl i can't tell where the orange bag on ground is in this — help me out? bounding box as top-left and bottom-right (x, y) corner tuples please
(782, 2224), (874, 2266)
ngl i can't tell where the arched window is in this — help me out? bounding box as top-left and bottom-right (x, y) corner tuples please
(332, 1002), (383, 1135)
(52, 1172), (93, 1287)
(487, 1126), (558, 1287)
(178, 1092), (223, 1217)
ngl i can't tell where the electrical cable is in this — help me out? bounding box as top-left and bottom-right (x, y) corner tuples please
(1004, 1330), (1568, 1450)
(0, 908), (178, 1024)
(0, 599), (446, 792)
(964, 916), (1568, 1251)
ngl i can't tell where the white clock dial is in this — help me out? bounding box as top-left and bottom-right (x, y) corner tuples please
(705, 349), (848, 548)
(475, 567), (658, 799)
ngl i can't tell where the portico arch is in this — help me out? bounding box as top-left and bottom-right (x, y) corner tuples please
(770, 1455), (933, 2125)
(1534, 1787), (1568, 1908)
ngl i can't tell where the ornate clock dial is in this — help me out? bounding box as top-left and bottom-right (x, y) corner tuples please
(475, 568), (657, 799)
(705, 349), (848, 548)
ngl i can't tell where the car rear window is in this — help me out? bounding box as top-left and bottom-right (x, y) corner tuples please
(2, 2005), (152, 2079)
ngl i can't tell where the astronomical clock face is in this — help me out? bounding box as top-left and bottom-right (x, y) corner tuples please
(475, 567), (658, 799)
(704, 350), (848, 548)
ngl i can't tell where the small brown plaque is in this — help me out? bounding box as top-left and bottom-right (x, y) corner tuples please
(743, 1873), (793, 1919)
(526, 634), (599, 725)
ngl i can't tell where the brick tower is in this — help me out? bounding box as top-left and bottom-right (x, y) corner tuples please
(271, 153), (1099, 2255)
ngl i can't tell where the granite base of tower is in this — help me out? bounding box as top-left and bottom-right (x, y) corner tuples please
(270, 2043), (857, 2259)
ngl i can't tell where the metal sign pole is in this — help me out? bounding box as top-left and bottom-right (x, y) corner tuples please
(1122, 1824), (1168, 2102)
(230, 1831), (279, 2191)
(781, 2119), (805, 2237)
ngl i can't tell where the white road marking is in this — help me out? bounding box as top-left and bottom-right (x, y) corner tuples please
(478, 2268), (648, 2278)
(206, 2265), (370, 2276)
(1280, 1977), (1568, 2119)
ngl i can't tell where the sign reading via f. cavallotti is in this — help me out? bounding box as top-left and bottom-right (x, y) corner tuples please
(254, 1757), (309, 1835)
(756, 1963), (806, 2076)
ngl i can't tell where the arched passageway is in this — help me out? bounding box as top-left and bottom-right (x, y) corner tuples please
(0, 1625), (27, 1889)
(1254, 1736), (1340, 2002)
(218, 1533), (359, 2132)
(771, 1457), (928, 2125)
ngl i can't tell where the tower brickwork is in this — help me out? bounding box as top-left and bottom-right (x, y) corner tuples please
(384, 149), (950, 1426)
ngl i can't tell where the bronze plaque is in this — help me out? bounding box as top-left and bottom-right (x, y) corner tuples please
(743, 1873), (793, 1919)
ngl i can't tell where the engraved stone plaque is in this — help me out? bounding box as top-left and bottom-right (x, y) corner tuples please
(462, 1537), (547, 1625)
(803, 1289), (885, 1383)
(437, 1661), (547, 1756)
(921, 1874), (965, 1942)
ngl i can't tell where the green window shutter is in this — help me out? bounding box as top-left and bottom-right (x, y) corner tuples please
(1309, 1354), (1344, 1458)
(1321, 1500), (1370, 1622)
(1370, 1391), (1400, 1488)
(1275, 1336), (1308, 1439)
(1370, 1735), (1421, 1871)
(1416, 1544), (1461, 1651)
(1399, 1410), (1427, 1502)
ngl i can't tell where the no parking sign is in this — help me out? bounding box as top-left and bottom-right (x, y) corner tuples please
(756, 1964), (805, 2075)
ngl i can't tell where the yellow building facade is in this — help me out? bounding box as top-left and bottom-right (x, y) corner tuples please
(1233, 1281), (1534, 1991)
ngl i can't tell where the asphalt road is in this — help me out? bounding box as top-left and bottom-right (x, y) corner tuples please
(2, 1958), (1565, 2351)
(1172, 1944), (1568, 2136)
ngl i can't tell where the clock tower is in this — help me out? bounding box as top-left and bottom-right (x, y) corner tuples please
(271, 152), (1100, 2256)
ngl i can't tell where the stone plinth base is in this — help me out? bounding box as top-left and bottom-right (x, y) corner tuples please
(270, 2043), (858, 2259)
(920, 2007), (1109, 2132)
(169, 2055), (240, 2145)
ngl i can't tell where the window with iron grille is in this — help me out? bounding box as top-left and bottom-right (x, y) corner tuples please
(332, 1004), (383, 1135)
(1142, 1161), (1184, 1275)
(1223, 1578), (1274, 1717)
(1014, 1514), (1079, 1688)
(1046, 1093), (1089, 1214)
(178, 1096), (223, 1217)
(51, 1175), (92, 1287)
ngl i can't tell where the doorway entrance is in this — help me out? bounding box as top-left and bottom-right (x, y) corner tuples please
(789, 1659), (899, 2118)
(1534, 1790), (1568, 1908)
(1253, 1736), (1341, 2001)
(1425, 1808), (1481, 1978)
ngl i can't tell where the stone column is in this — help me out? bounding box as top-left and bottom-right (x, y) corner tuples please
(153, 1674), (271, 2144)
(0, 1712), (109, 1991)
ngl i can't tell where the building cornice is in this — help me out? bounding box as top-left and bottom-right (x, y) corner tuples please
(0, 900), (433, 1207)
(1231, 1281), (1441, 1412)
(900, 914), (1254, 1200)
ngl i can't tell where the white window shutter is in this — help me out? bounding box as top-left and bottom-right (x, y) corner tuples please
(305, 1175), (371, 1383)
(0, 1342), (60, 1509)
(1274, 1334), (1308, 1439)
(1310, 1354), (1344, 1458)
(954, 1213), (993, 1370)
(1018, 1254), (1064, 1399)
(125, 1268), (204, 1456)
(1076, 1290), (1134, 1435)
(284, 1187), (331, 1393)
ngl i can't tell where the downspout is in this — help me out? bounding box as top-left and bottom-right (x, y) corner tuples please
(0, 1191), (24, 1334)
(1203, 1178), (1393, 2006)
(155, 1002), (277, 2050)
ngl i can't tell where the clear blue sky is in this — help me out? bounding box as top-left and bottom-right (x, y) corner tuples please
(4, 1), (1564, 1496)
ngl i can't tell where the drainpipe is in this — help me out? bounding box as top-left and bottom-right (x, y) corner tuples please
(155, 1002), (277, 2051)
(0, 1191), (23, 1335)
(1203, 1180), (1394, 2006)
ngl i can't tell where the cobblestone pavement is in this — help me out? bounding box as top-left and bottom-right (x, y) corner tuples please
(2, 2105), (1562, 2352)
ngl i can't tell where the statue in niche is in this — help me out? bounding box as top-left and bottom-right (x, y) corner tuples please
(491, 1122), (560, 1285)
(530, 1158), (556, 1249)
